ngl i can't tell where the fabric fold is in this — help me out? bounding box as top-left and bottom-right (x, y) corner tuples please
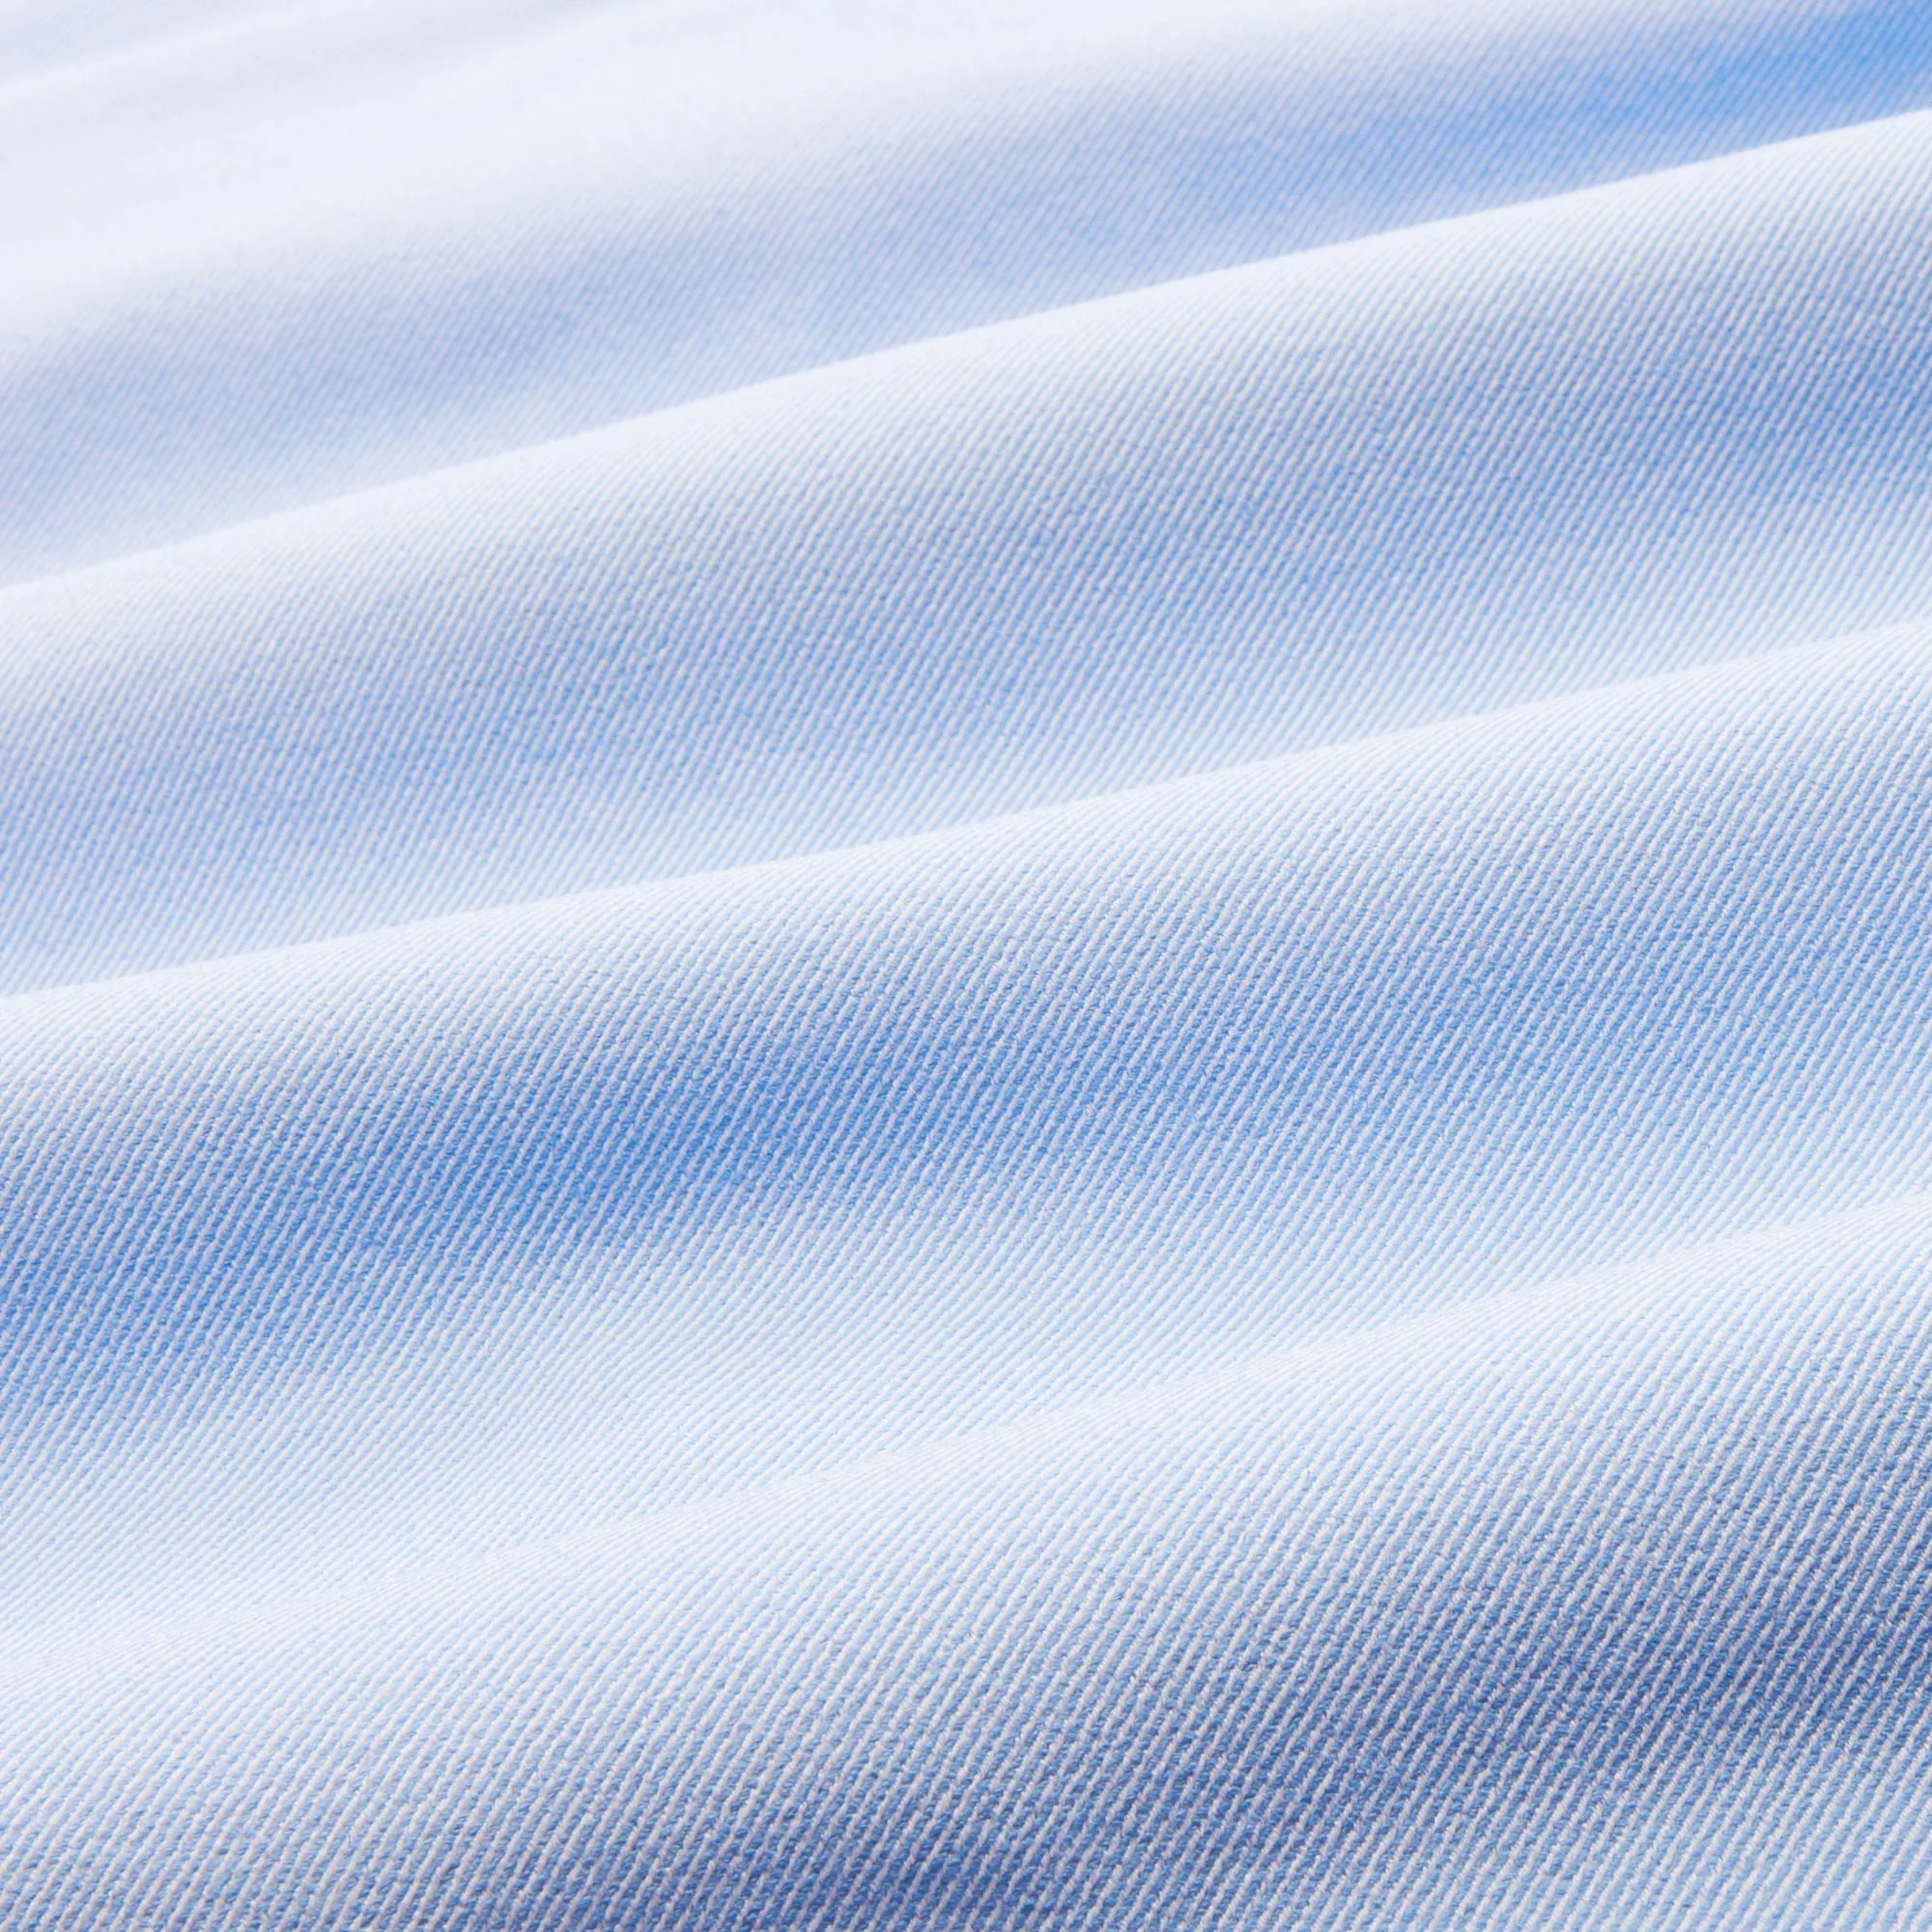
(6, 5), (1931, 1926)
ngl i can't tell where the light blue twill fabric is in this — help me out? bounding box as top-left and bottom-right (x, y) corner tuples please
(5, 4), (1932, 1926)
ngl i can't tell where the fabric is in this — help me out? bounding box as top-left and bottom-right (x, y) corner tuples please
(5, 3), (1932, 1926)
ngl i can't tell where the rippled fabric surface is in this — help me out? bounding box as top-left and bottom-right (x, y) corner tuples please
(6, 4), (1932, 1927)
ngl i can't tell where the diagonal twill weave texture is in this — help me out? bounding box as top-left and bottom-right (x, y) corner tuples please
(5, 3), (1932, 1927)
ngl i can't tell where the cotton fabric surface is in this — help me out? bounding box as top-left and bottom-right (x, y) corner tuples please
(5, 3), (1932, 1928)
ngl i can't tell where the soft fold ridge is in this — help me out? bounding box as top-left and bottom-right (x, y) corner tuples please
(5, 0), (1931, 581)
(11, 103), (1932, 992)
(5, 613), (1928, 1649)
(7, 1191), (1932, 1928)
